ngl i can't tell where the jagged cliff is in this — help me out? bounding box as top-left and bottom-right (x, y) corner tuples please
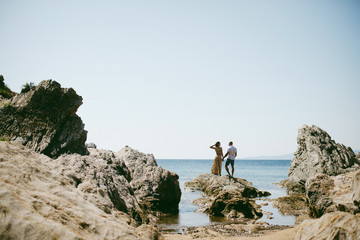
(288, 124), (359, 183)
(0, 80), (88, 158)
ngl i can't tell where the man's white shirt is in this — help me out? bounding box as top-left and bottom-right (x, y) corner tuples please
(227, 146), (237, 160)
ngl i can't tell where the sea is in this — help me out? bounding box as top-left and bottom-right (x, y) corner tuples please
(156, 159), (295, 232)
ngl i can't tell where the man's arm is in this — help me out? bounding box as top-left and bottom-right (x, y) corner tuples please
(223, 151), (229, 160)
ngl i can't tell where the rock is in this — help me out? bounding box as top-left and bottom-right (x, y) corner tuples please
(280, 179), (306, 195)
(293, 212), (360, 240)
(185, 174), (270, 219)
(0, 141), (161, 240)
(0, 80), (88, 158)
(271, 194), (309, 224)
(288, 125), (359, 184)
(208, 191), (263, 219)
(85, 142), (97, 149)
(185, 174), (270, 198)
(305, 171), (360, 218)
(271, 195), (307, 217)
(117, 146), (181, 214)
(56, 149), (142, 222)
(56, 145), (181, 220)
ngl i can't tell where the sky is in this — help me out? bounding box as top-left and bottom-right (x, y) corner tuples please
(0, 0), (359, 159)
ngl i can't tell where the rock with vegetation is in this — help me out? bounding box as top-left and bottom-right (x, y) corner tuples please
(0, 75), (16, 99)
(286, 125), (359, 194)
(185, 174), (270, 219)
(293, 212), (360, 240)
(0, 79), (88, 158)
(0, 141), (162, 240)
(305, 170), (360, 218)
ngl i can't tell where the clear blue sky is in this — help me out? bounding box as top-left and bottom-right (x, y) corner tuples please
(1, 0), (359, 159)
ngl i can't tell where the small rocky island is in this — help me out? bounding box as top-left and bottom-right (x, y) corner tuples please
(185, 174), (270, 219)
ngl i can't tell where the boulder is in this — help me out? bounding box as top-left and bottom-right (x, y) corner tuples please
(305, 171), (360, 218)
(271, 195), (307, 217)
(85, 142), (97, 149)
(207, 191), (263, 219)
(185, 174), (270, 219)
(287, 125), (359, 191)
(0, 141), (161, 240)
(0, 80), (88, 158)
(56, 149), (142, 222)
(293, 212), (360, 240)
(117, 146), (181, 215)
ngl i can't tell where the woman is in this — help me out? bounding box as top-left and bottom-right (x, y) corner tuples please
(210, 141), (223, 176)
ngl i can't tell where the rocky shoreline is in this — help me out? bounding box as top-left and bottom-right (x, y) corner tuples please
(0, 79), (181, 240)
(1, 78), (359, 239)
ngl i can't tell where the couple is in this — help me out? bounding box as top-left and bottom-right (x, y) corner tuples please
(210, 141), (237, 177)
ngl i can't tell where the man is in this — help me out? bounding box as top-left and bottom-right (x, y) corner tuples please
(223, 141), (237, 177)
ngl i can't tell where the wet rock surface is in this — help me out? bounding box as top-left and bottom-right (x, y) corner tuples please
(0, 80), (88, 158)
(185, 174), (270, 219)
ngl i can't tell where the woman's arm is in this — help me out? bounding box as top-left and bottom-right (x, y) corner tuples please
(210, 144), (216, 149)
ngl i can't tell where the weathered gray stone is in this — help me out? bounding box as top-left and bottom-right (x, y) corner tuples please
(305, 171), (360, 218)
(288, 125), (359, 183)
(294, 212), (360, 240)
(0, 80), (88, 158)
(0, 141), (162, 240)
(117, 146), (181, 214)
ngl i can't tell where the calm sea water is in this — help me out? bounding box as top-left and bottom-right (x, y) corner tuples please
(157, 159), (295, 232)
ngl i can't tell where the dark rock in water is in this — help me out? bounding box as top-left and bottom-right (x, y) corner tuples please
(208, 191), (263, 219)
(271, 195), (307, 217)
(0, 80), (88, 158)
(288, 125), (359, 187)
(185, 174), (269, 219)
(117, 146), (181, 215)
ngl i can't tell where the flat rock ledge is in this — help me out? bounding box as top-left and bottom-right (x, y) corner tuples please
(184, 174), (270, 219)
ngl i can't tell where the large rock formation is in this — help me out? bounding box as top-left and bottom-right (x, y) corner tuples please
(284, 125), (359, 194)
(184, 174), (270, 219)
(305, 170), (360, 218)
(293, 212), (360, 240)
(117, 146), (181, 215)
(0, 141), (162, 240)
(56, 146), (181, 222)
(0, 80), (88, 158)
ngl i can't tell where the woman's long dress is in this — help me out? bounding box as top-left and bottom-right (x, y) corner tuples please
(211, 147), (222, 175)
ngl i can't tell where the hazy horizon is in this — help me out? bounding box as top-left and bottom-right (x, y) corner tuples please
(1, 1), (359, 158)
